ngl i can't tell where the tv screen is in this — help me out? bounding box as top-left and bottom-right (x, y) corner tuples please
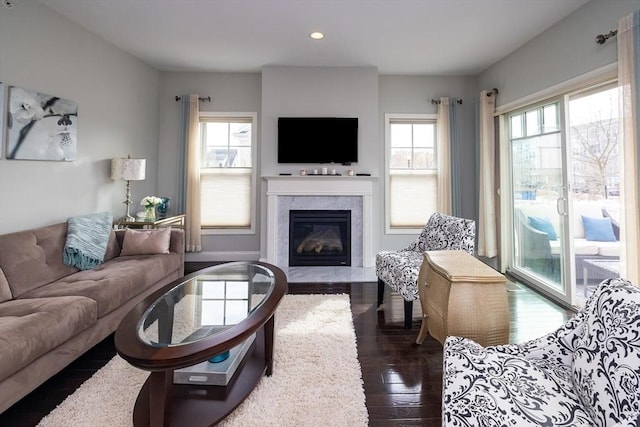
(277, 117), (358, 164)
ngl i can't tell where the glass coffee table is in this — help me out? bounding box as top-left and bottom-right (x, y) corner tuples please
(115, 262), (288, 427)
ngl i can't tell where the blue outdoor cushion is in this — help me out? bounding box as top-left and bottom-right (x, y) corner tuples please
(528, 216), (557, 240)
(582, 215), (617, 242)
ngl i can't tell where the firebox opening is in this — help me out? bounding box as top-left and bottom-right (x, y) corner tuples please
(289, 210), (351, 266)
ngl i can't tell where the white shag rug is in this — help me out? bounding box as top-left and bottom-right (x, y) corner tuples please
(37, 294), (369, 427)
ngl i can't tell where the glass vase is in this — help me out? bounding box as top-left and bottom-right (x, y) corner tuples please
(157, 197), (170, 217)
(144, 206), (156, 222)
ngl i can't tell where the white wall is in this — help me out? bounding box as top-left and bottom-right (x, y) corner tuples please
(378, 75), (478, 251)
(478, 0), (638, 107)
(157, 72), (262, 256)
(260, 66), (380, 176)
(0, 1), (161, 234)
(156, 68), (481, 260)
(259, 66), (381, 259)
(4, 0), (627, 262)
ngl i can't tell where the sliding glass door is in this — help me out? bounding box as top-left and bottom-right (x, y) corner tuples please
(509, 100), (568, 298)
(567, 84), (621, 303)
(505, 82), (624, 306)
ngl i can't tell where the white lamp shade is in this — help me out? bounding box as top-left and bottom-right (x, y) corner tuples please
(111, 157), (146, 181)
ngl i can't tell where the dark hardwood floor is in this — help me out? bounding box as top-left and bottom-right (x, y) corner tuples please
(0, 270), (574, 427)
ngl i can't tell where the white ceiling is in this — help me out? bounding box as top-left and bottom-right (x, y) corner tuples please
(37, 0), (590, 75)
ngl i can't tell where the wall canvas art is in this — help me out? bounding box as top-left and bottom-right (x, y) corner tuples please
(0, 82), (5, 159)
(6, 86), (78, 161)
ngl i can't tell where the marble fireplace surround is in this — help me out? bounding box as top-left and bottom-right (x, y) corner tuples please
(264, 176), (374, 269)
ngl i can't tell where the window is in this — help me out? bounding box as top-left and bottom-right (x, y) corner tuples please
(385, 114), (438, 231)
(199, 112), (256, 232)
(509, 101), (563, 200)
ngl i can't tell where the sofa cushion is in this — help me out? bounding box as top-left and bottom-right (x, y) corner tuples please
(573, 202), (608, 239)
(582, 216), (617, 242)
(443, 336), (594, 426)
(597, 241), (621, 257)
(549, 239), (600, 256)
(0, 296), (97, 382)
(375, 250), (423, 301)
(528, 215), (557, 240)
(120, 228), (171, 256)
(572, 279), (640, 425)
(0, 223), (80, 298)
(19, 253), (182, 317)
(103, 230), (121, 261)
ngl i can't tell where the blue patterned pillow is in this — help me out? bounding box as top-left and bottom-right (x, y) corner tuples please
(582, 216), (616, 242)
(528, 216), (557, 240)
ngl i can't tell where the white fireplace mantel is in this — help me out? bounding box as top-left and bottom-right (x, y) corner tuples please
(263, 175), (376, 268)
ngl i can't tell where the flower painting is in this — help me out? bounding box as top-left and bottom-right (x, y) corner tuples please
(6, 86), (78, 161)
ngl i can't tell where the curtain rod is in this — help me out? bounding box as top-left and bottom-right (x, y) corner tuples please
(595, 30), (617, 44)
(486, 88), (499, 97)
(175, 96), (212, 102)
(431, 98), (463, 105)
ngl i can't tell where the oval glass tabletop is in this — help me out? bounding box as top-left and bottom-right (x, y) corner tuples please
(137, 262), (276, 347)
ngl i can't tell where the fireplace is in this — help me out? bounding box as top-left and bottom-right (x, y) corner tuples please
(264, 176), (374, 268)
(289, 210), (351, 266)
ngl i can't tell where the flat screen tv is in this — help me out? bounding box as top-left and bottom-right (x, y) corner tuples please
(277, 117), (358, 164)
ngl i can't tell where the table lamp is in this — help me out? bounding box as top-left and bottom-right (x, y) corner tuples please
(111, 156), (146, 222)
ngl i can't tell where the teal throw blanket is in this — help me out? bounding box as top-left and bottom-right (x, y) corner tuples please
(63, 212), (113, 270)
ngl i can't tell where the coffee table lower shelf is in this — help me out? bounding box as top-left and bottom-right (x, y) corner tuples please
(133, 332), (265, 427)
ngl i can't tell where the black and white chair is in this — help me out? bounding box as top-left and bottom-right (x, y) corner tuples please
(375, 212), (476, 329)
(442, 278), (640, 426)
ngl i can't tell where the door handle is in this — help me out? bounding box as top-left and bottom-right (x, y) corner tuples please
(557, 197), (567, 216)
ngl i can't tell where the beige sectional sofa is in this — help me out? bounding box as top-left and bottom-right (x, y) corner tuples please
(0, 222), (185, 413)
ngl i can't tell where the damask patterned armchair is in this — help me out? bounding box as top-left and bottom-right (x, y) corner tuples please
(443, 278), (640, 427)
(375, 213), (476, 329)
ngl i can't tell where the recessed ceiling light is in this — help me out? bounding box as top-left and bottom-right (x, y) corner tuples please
(310, 32), (324, 40)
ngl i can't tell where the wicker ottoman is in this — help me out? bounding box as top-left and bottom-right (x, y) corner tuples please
(416, 250), (508, 346)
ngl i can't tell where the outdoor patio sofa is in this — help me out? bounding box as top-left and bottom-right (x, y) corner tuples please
(0, 220), (184, 413)
(516, 200), (620, 282)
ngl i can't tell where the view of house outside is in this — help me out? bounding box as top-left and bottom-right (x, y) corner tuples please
(509, 84), (621, 299)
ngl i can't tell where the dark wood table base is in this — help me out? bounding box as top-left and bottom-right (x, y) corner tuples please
(133, 331), (266, 427)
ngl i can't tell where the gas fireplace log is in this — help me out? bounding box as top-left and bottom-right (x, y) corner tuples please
(296, 228), (343, 254)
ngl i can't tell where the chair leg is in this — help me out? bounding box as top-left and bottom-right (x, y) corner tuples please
(377, 278), (385, 307)
(416, 313), (429, 345)
(404, 300), (413, 329)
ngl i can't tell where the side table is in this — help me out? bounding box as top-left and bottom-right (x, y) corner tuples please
(115, 214), (185, 230)
(416, 250), (509, 347)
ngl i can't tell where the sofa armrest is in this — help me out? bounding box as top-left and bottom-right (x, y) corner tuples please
(443, 304), (584, 370)
(169, 229), (185, 276)
(169, 229), (185, 255)
(493, 310), (585, 368)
